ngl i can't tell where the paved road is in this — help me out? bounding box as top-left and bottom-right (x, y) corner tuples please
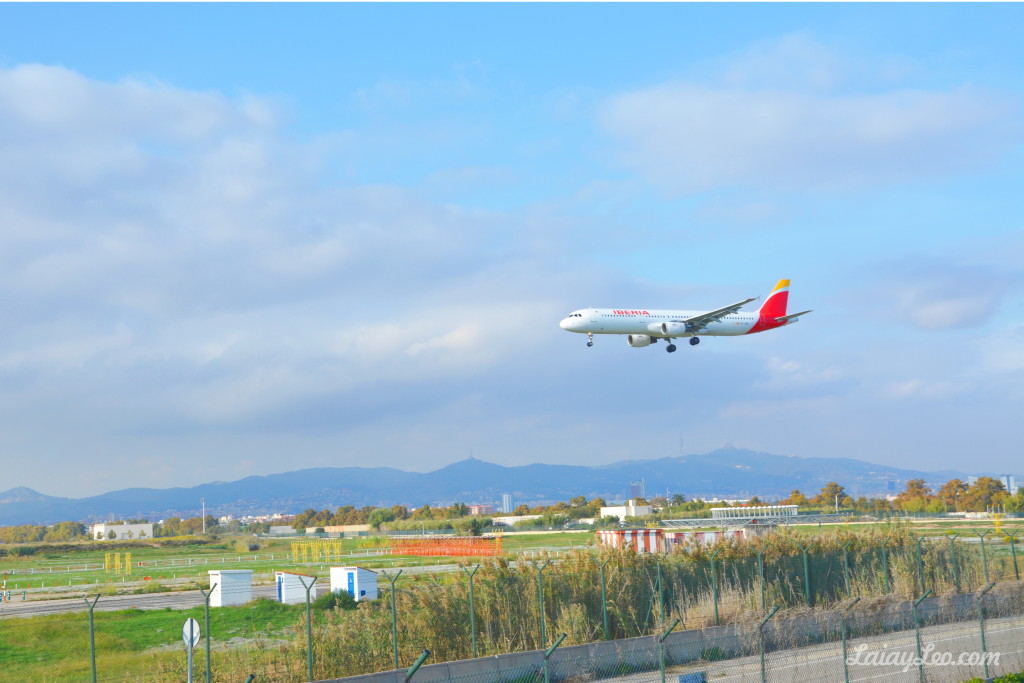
(0, 563), (461, 619)
(662, 615), (1024, 683)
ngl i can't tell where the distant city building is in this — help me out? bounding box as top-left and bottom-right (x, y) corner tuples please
(1000, 475), (1019, 495)
(468, 504), (494, 516)
(501, 493), (513, 513)
(629, 480), (646, 500)
(90, 522), (154, 541)
(600, 499), (653, 520)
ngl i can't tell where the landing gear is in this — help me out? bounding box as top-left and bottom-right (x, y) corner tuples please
(666, 344), (677, 353)
(689, 337), (700, 346)
(586, 333), (594, 348)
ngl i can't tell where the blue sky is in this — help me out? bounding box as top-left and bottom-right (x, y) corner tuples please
(1, 4), (1022, 498)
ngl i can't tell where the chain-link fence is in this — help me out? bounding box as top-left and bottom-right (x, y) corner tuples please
(1, 528), (1022, 681)
(323, 583), (1024, 683)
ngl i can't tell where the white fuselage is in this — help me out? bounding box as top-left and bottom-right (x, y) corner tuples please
(560, 308), (759, 338)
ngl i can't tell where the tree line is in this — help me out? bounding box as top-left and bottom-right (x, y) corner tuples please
(2, 476), (1021, 544)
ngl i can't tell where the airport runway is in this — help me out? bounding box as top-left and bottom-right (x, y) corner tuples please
(0, 563), (460, 619)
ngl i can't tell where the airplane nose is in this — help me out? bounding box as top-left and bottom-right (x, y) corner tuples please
(559, 318), (570, 330)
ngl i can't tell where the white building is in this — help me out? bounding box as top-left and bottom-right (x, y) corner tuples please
(710, 505), (798, 519)
(599, 500), (653, 520)
(331, 566), (378, 602)
(275, 571), (318, 604)
(90, 522), (154, 541)
(491, 515), (542, 526)
(209, 570), (253, 607)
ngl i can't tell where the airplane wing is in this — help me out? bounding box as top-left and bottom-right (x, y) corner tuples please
(672, 297), (757, 330)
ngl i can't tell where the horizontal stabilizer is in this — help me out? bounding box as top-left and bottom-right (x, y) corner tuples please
(775, 310), (812, 323)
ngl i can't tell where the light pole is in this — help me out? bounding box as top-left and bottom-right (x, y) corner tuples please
(202, 498), (206, 534)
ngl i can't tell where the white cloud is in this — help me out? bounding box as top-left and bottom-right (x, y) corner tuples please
(0, 64), (562, 434)
(872, 262), (1014, 331)
(881, 378), (965, 400)
(598, 37), (1020, 194)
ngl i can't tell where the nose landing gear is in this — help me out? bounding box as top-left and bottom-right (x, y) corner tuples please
(587, 333), (594, 347)
(689, 337), (700, 346)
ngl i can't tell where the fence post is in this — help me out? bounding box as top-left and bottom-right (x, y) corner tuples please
(405, 649), (431, 683)
(461, 565), (479, 658)
(800, 544), (813, 607)
(947, 533), (960, 593)
(759, 605), (780, 683)
(1008, 532), (1020, 581)
(974, 531), (990, 582)
(881, 540), (891, 594)
(656, 560), (666, 625)
(913, 590), (932, 683)
(83, 594), (100, 683)
(709, 549), (721, 625)
(976, 582), (995, 679)
(382, 569), (403, 671)
(914, 537), (926, 596)
(841, 597), (861, 683)
(659, 618), (681, 683)
(197, 583), (218, 683)
(298, 575), (318, 682)
(600, 558), (610, 640)
(755, 542), (769, 610)
(840, 540), (853, 597)
(543, 633), (567, 683)
(536, 560), (551, 648)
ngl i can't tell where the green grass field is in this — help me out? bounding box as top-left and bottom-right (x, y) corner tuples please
(0, 597), (304, 681)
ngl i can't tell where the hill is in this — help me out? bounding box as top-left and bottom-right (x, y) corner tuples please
(0, 448), (990, 525)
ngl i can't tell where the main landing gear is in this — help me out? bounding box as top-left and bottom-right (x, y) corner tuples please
(587, 333), (594, 347)
(666, 337), (699, 351)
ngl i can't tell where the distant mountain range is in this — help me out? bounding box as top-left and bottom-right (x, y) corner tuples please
(0, 448), (1006, 526)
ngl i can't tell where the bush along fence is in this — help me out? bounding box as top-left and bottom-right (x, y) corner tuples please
(11, 525), (1024, 681)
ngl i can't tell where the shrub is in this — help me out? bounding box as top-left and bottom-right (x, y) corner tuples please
(313, 590), (357, 611)
(8, 546), (37, 556)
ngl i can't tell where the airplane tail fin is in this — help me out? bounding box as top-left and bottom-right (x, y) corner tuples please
(758, 279), (790, 319)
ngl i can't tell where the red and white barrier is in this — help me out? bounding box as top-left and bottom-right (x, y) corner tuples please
(597, 528), (743, 553)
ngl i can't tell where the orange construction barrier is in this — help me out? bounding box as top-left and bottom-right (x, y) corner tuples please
(389, 536), (502, 557)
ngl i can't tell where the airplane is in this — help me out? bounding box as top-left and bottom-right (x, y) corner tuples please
(559, 279), (811, 352)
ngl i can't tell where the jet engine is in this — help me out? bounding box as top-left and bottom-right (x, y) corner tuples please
(660, 321), (691, 336)
(627, 334), (653, 348)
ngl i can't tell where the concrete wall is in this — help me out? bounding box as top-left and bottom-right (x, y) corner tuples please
(317, 592), (1008, 683)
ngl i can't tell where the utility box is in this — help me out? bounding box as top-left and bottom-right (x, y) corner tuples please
(208, 570), (253, 607)
(275, 571), (317, 604)
(330, 566), (378, 602)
